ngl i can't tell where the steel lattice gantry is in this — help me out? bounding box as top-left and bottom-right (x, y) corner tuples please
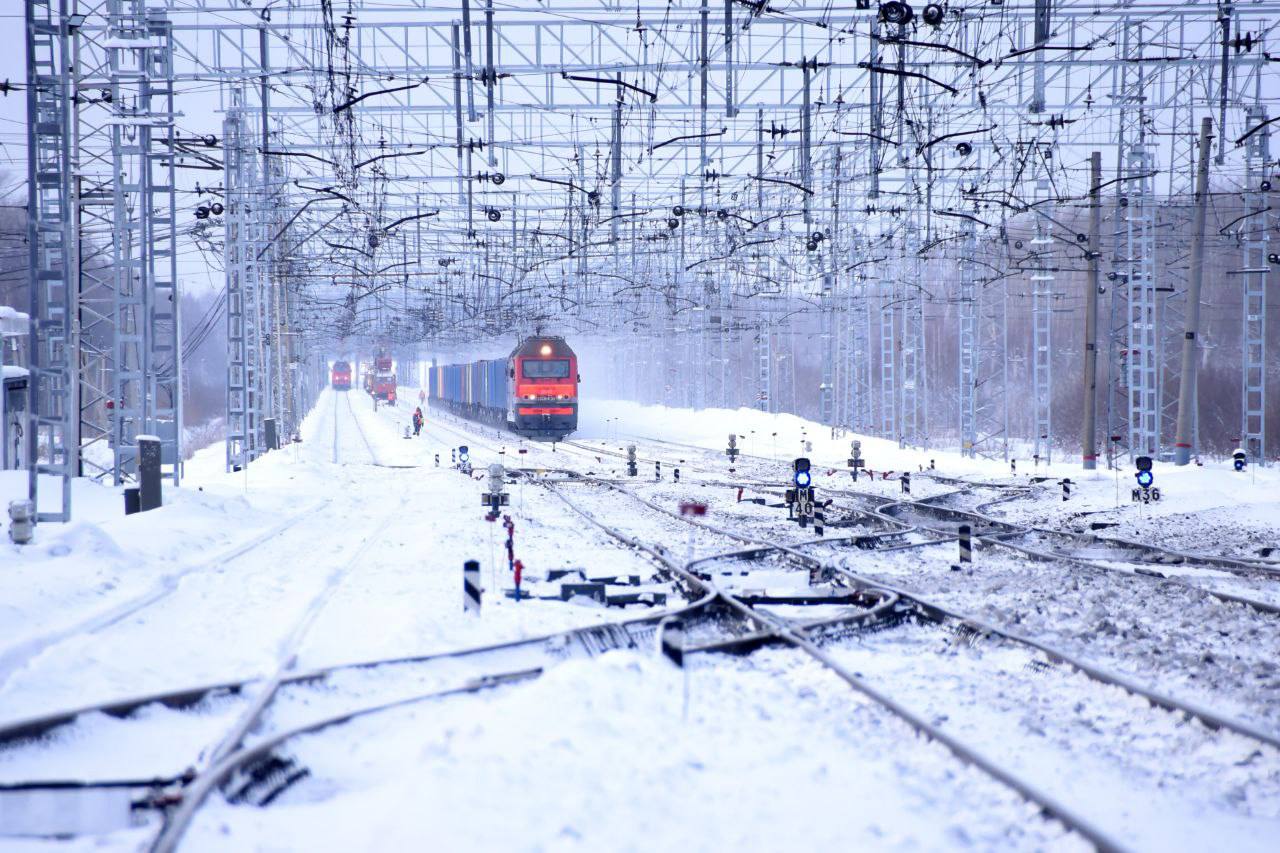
(19, 0), (1280, 522)
(23, 0), (181, 521)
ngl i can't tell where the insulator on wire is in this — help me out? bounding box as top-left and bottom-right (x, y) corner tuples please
(879, 2), (914, 25)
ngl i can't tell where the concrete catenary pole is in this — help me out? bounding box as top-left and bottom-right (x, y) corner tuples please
(1173, 117), (1214, 465)
(1082, 152), (1102, 470)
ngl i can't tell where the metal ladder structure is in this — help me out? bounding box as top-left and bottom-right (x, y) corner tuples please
(1118, 19), (1160, 460)
(753, 316), (771, 413)
(900, 232), (926, 449)
(878, 275), (897, 442)
(223, 98), (263, 471)
(1241, 105), (1270, 465)
(107, 0), (180, 486)
(958, 217), (979, 458)
(1030, 171), (1055, 464)
(24, 0), (76, 522)
(844, 272), (874, 436)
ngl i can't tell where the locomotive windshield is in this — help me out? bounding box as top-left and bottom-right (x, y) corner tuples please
(522, 359), (571, 379)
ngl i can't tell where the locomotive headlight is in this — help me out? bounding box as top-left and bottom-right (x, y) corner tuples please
(540, 344), (552, 355)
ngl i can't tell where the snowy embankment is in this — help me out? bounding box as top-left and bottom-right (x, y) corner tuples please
(0, 389), (661, 719)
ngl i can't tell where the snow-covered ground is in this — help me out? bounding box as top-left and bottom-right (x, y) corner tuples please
(2, 392), (1279, 850)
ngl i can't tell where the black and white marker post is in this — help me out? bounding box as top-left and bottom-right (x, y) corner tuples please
(901, 472), (911, 495)
(957, 523), (972, 568)
(657, 616), (688, 719)
(463, 559), (482, 615)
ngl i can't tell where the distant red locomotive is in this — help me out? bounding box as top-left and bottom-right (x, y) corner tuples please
(331, 360), (352, 390)
(366, 355), (397, 405)
(429, 336), (579, 440)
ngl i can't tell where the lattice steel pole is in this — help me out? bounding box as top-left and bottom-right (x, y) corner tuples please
(223, 97), (262, 470)
(1030, 170), (1054, 464)
(105, 0), (178, 484)
(878, 274), (896, 442)
(25, 0), (76, 521)
(1241, 105), (1270, 465)
(958, 218), (978, 458)
(1118, 20), (1160, 459)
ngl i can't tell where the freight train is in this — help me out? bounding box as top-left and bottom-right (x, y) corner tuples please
(429, 336), (579, 441)
(331, 360), (352, 390)
(364, 355), (397, 404)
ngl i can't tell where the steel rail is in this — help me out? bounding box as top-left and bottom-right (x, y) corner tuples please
(0, 593), (720, 751)
(407, 418), (1280, 746)
(561, 473), (1280, 751)
(0, 499), (330, 694)
(340, 389), (420, 469)
(862, 491), (1280, 614)
(612, 432), (1280, 590)
(544, 475), (1129, 852)
(150, 668), (547, 853)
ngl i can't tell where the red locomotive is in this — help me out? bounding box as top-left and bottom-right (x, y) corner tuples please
(429, 336), (578, 440)
(508, 336), (577, 438)
(331, 360), (352, 390)
(365, 354), (397, 405)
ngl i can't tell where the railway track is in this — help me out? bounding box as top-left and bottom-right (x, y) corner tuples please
(0, 501), (326, 698)
(571, 473), (1280, 740)
(0, 547), (770, 843)
(335, 390), (388, 467)
(546, 472), (1280, 846)
(566, 432), (1280, 613)
(627, 433), (1280, 582)
(8, 409), (1272, 846)
(0, 392), (396, 708)
(855, 486), (1280, 615)
(542, 474), (1132, 850)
